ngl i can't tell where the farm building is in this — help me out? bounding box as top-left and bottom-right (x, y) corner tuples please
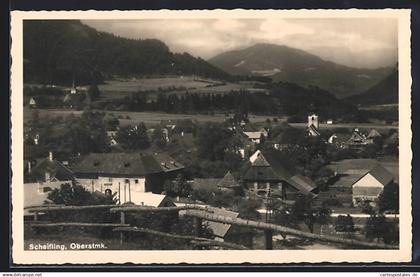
(352, 165), (394, 206)
(72, 152), (184, 201)
(320, 159), (397, 207)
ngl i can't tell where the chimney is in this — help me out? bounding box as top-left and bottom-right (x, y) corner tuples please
(49, 151), (53, 161)
(27, 161), (32, 174)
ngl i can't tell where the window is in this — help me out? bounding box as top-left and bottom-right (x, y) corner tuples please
(125, 179), (130, 184)
(108, 178), (113, 182)
(134, 179), (139, 184)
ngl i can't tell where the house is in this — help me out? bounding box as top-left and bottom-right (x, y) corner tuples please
(366, 129), (382, 144)
(307, 113), (320, 137)
(321, 159), (397, 207)
(346, 128), (369, 148)
(243, 153), (283, 198)
(25, 152), (75, 183)
(243, 131), (263, 144)
(29, 97), (36, 108)
(352, 165), (394, 206)
(72, 152), (184, 201)
(24, 152), (74, 215)
(246, 151), (318, 200)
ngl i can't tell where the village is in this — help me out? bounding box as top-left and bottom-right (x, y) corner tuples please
(23, 99), (400, 250)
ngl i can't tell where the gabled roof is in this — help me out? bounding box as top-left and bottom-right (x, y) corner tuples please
(288, 174), (317, 195)
(243, 153), (281, 182)
(252, 154), (270, 166)
(366, 165), (394, 186)
(347, 130), (367, 144)
(204, 207), (239, 238)
(72, 152), (184, 177)
(26, 158), (74, 183)
(129, 192), (175, 207)
(327, 159), (379, 175)
(367, 129), (381, 138)
(243, 131), (262, 140)
(217, 171), (239, 188)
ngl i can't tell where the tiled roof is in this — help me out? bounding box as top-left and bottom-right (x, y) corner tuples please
(366, 165), (394, 186)
(72, 152), (184, 177)
(26, 158), (74, 183)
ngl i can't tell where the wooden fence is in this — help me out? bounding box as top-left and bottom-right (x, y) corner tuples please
(25, 204), (398, 250)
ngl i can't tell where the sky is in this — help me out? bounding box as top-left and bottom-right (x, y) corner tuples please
(83, 18), (398, 69)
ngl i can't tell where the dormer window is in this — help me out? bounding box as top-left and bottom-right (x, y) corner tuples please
(124, 162), (130, 167)
(93, 161), (100, 166)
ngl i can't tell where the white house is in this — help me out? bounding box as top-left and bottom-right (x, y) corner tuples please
(72, 152), (184, 202)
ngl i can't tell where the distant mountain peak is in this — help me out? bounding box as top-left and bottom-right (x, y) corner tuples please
(209, 43), (393, 98)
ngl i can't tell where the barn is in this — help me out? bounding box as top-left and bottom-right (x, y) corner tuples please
(352, 165), (394, 206)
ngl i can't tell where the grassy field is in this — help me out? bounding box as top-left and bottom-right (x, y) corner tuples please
(24, 108), (276, 127)
(98, 76), (266, 100)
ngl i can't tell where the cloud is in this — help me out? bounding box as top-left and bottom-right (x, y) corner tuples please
(83, 18), (397, 68)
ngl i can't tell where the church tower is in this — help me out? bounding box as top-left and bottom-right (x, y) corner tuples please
(308, 113), (319, 129)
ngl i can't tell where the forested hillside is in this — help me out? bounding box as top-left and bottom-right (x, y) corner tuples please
(23, 20), (231, 86)
(345, 69), (398, 105)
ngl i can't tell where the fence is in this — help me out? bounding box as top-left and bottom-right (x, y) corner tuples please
(25, 204), (398, 250)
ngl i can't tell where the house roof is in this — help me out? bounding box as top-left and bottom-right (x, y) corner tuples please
(204, 207), (239, 238)
(243, 131), (262, 140)
(327, 159), (379, 175)
(217, 171), (239, 188)
(72, 152), (184, 177)
(263, 152), (293, 180)
(129, 192), (174, 207)
(365, 165), (394, 186)
(288, 174), (317, 194)
(367, 129), (381, 138)
(26, 158), (74, 183)
(243, 154), (280, 182)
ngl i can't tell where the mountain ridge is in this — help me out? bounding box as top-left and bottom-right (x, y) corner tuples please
(209, 43), (393, 98)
